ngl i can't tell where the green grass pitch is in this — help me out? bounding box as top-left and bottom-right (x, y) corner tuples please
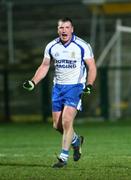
(0, 120), (131, 180)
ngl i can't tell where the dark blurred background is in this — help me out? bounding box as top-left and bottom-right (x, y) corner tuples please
(0, 0), (131, 122)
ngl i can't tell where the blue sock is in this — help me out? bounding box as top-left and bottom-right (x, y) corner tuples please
(72, 133), (80, 148)
(59, 149), (69, 162)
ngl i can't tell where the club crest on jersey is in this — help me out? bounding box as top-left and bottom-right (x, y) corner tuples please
(71, 51), (75, 58)
(54, 52), (59, 57)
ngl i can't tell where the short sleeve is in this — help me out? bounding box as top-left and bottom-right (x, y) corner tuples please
(44, 44), (51, 59)
(84, 43), (94, 60)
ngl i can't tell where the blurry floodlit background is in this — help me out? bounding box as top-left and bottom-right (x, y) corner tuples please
(0, 0), (131, 122)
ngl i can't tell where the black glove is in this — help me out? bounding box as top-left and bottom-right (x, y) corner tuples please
(83, 84), (93, 95)
(23, 80), (35, 91)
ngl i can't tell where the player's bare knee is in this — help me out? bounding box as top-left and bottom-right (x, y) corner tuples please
(62, 119), (72, 130)
(53, 121), (57, 129)
(53, 122), (63, 133)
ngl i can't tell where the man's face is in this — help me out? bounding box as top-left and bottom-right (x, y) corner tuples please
(57, 21), (74, 44)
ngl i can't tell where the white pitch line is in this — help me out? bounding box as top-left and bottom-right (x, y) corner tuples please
(0, 153), (6, 157)
(0, 153), (41, 157)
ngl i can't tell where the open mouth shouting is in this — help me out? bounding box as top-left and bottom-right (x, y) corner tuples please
(61, 33), (68, 41)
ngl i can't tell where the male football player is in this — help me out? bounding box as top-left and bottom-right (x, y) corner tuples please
(23, 17), (97, 168)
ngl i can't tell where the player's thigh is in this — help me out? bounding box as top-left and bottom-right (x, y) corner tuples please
(62, 106), (77, 125)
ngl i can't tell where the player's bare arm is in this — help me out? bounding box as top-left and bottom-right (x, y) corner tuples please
(83, 58), (97, 94)
(85, 58), (97, 86)
(23, 57), (50, 91)
(32, 57), (50, 85)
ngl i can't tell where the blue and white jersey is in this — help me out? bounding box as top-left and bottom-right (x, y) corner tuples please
(44, 34), (94, 85)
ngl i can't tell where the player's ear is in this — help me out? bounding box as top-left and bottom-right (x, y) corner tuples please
(57, 29), (60, 36)
(72, 26), (74, 33)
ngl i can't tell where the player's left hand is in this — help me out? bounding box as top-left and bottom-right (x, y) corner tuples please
(83, 84), (93, 94)
(23, 80), (35, 91)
